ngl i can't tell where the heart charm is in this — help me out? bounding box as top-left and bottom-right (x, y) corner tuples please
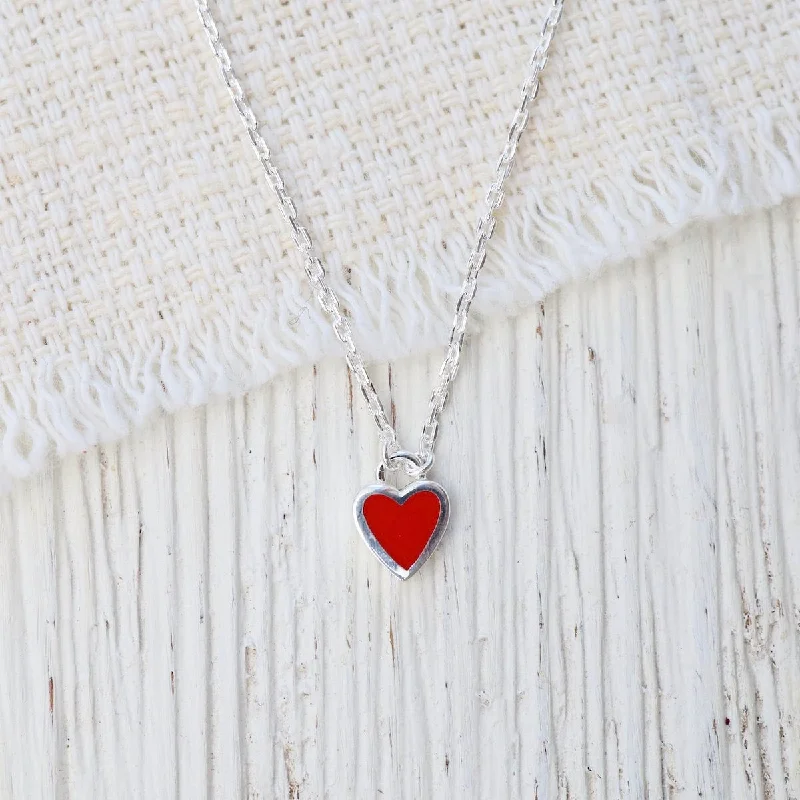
(354, 480), (450, 580)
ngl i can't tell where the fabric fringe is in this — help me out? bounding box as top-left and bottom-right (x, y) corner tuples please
(3, 116), (799, 488)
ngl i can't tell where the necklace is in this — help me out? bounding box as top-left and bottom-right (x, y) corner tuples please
(197, 0), (564, 579)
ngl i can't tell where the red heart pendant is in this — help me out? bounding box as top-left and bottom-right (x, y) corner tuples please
(354, 480), (450, 579)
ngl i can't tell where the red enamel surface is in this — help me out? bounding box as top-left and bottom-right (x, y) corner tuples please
(362, 489), (442, 570)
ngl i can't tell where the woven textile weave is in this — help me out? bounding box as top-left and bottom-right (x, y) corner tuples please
(1, 0), (799, 486)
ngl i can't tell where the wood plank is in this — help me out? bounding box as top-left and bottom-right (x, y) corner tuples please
(1, 202), (799, 798)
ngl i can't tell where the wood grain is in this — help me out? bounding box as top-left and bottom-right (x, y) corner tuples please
(1, 201), (799, 799)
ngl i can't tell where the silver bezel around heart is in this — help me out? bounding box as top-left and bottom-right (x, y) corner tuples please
(353, 479), (450, 580)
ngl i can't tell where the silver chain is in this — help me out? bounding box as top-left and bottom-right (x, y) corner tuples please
(196, 0), (564, 477)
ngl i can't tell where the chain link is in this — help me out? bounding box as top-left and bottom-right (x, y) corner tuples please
(196, 0), (564, 476)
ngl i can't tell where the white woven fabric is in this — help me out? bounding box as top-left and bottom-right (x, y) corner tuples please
(1, 0), (799, 485)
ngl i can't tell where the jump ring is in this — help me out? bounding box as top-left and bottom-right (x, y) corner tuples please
(376, 449), (434, 482)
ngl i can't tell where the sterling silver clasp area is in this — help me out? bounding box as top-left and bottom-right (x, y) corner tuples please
(378, 447), (434, 483)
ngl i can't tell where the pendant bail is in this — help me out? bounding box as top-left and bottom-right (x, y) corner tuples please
(377, 448), (434, 483)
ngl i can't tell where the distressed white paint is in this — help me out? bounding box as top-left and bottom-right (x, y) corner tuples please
(1, 202), (800, 799)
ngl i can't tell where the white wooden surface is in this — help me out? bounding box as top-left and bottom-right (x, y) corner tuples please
(1, 202), (800, 799)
